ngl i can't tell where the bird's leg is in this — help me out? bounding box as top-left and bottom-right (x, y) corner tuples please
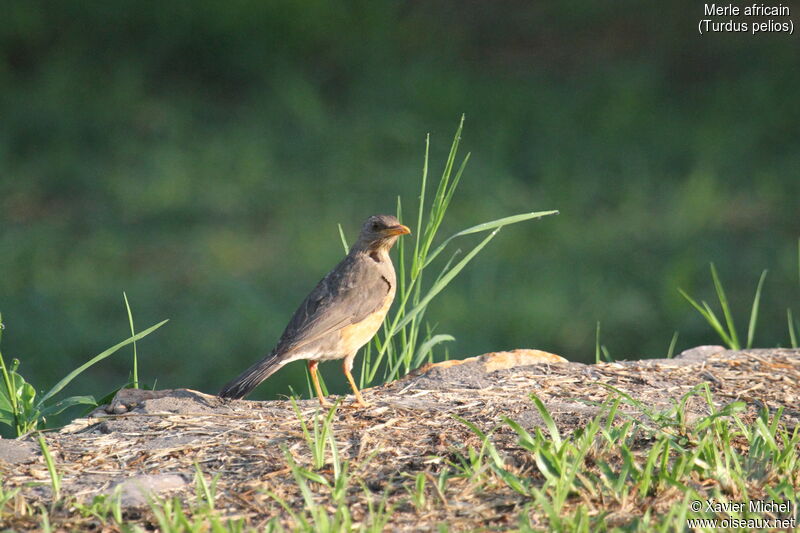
(308, 360), (332, 408)
(342, 356), (369, 408)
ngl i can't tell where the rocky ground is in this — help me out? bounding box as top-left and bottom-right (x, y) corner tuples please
(1, 347), (798, 530)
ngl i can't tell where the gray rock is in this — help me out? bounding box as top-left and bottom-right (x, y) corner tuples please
(106, 473), (190, 507)
(407, 358), (494, 390)
(626, 345), (728, 368)
(675, 345), (727, 361)
(99, 388), (221, 416)
(0, 439), (39, 464)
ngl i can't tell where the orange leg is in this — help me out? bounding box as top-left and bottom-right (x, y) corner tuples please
(308, 360), (332, 408)
(342, 359), (369, 408)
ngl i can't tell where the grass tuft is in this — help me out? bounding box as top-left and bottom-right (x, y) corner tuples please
(290, 397), (340, 470)
(355, 117), (558, 389)
(0, 306), (168, 437)
(680, 264), (769, 350)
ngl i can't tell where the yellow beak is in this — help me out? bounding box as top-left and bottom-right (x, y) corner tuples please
(382, 224), (411, 236)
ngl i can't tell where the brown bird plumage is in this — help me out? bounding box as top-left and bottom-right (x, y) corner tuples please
(219, 214), (410, 407)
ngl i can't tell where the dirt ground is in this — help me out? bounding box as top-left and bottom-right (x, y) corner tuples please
(1, 347), (799, 530)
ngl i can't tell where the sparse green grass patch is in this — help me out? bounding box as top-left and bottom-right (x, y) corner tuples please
(455, 388), (799, 531)
(0, 305), (167, 437)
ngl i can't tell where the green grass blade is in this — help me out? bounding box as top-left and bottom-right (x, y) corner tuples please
(440, 152), (470, 217)
(337, 223), (349, 254)
(666, 331), (679, 358)
(38, 320), (168, 406)
(39, 395), (96, 418)
(701, 301), (732, 346)
(503, 416), (538, 454)
(746, 270), (767, 349)
(434, 116), (464, 210)
(290, 397), (313, 455)
(595, 322), (601, 364)
(411, 334), (454, 369)
(37, 434), (61, 502)
(394, 229), (500, 332)
(432, 249), (463, 287)
(601, 345), (612, 362)
(710, 263), (740, 349)
(413, 134), (430, 267)
(421, 118), (463, 256)
(694, 401), (746, 432)
(193, 463), (214, 511)
(424, 210), (559, 268)
(123, 292), (138, 389)
(530, 394), (562, 449)
(678, 289), (733, 347)
(453, 415), (501, 464)
(678, 288), (706, 318)
(788, 308), (798, 348)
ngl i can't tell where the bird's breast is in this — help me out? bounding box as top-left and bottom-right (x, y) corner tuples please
(338, 282), (396, 353)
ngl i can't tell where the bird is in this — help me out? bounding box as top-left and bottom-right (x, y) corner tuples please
(219, 214), (411, 407)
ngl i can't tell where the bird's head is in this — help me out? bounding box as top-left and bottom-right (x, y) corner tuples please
(355, 214), (411, 253)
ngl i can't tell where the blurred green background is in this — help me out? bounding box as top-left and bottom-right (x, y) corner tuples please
(1, 1), (798, 406)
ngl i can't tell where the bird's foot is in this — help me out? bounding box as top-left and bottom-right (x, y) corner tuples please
(317, 399), (335, 409)
(347, 399), (370, 409)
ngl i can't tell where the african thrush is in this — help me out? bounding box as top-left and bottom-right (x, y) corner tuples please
(219, 214), (410, 407)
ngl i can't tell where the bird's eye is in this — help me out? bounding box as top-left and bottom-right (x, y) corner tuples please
(371, 222), (380, 230)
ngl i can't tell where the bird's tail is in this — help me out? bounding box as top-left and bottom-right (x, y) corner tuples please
(219, 351), (284, 399)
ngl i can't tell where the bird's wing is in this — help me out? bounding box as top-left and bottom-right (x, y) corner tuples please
(275, 254), (392, 355)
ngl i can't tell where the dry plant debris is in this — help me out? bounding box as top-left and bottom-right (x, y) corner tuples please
(1, 347), (798, 531)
